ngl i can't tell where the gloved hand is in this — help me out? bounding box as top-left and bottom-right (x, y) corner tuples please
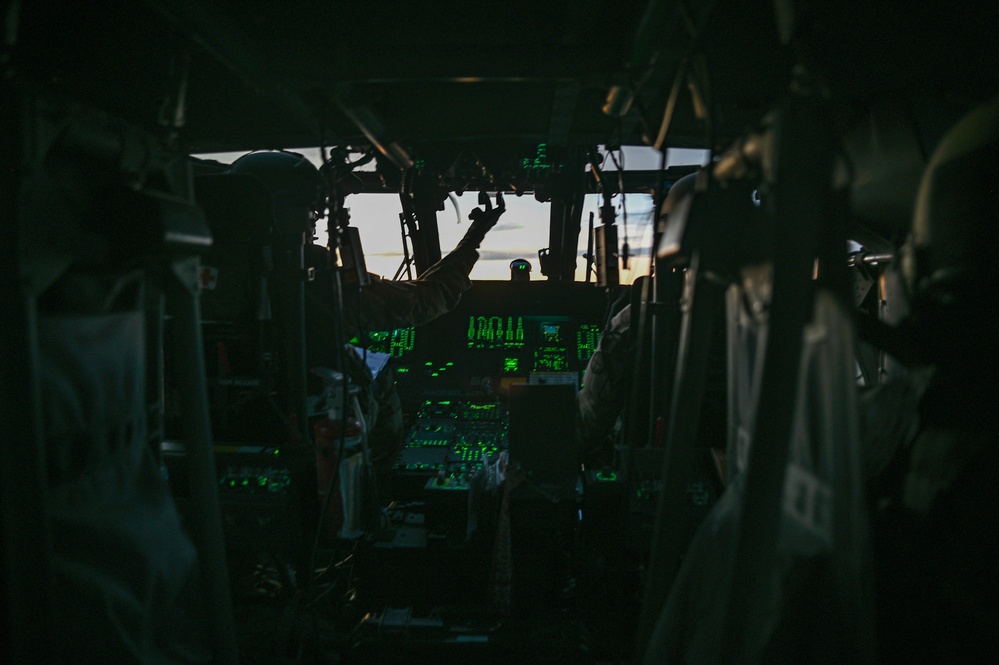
(458, 191), (505, 250)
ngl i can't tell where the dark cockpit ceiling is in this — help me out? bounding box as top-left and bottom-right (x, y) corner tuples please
(14, 0), (997, 169)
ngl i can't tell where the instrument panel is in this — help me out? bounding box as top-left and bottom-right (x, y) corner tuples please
(359, 281), (607, 401)
(372, 281), (607, 495)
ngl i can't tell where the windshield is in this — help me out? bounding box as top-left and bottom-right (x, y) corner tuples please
(192, 147), (708, 284)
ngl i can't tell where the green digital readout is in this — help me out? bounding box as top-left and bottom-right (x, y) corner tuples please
(576, 324), (601, 362)
(366, 327), (415, 358)
(503, 357), (519, 373)
(522, 143), (551, 171)
(468, 316), (525, 349)
(533, 347), (569, 372)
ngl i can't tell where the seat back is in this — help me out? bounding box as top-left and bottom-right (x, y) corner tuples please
(642, 99), (875, 665)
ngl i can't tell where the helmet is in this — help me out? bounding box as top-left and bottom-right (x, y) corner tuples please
(656, 171), (702, 259)
(906, 99), (999, 306)
(902, 98), (999, 366)
(227, 151), (325, 232)
(658, 171), (700, 222)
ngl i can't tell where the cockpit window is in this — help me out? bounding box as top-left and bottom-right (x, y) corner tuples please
(577, 193), (656, 283)
(436, 195), (550, 281)
(192, 147), (709, 283)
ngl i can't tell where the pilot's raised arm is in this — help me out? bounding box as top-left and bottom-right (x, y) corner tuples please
(346, 192), (506, 334)
(227, 150), (505, 338)
(228, 150), (505, 498)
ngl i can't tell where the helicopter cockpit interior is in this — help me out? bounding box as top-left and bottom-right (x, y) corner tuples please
(3, 1), (998, 663)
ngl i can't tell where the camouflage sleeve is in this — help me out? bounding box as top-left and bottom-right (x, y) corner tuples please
(357, 246), (477, 331)
(577, 305), (632, 458)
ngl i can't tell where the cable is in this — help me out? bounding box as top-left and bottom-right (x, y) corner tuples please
(346, 148), (376, 169)
(447, 192), (462, 225)
(687, 52), (717, 187)
(652, 0), (719, 151)
(652, 60), (690, 151)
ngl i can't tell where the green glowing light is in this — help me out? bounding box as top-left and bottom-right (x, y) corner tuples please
(577, 324), (601, 361)
(397, 367), (409, 373)
(274, 449), (280, 456)
(258, 477), (268, 487)
(446, 362), (454, 366)
(426, 361), (433, 366)
(431, 372), (439, 377)
(522, 143), (552, 171)
(595, 471), (619, 482)
(364, 328), (416, 358)
(533, 347), (569, 372)
(503, 357), (519, 373)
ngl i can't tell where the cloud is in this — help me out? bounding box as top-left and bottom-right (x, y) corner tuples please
(478, 250), (538, 261)
(492, 222), (525, 232)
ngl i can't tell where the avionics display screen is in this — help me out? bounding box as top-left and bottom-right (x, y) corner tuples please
(364, 326), (416, 359)
(387, 282), (607, 400)
(467, 316), (526, 349)
(467, 315), (601, 375)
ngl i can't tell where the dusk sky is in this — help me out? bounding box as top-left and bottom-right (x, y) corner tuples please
(196, 147), (708, 283)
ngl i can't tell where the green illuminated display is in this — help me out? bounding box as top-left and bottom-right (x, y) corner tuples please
(576, 324), (601, 362)
(219, 465), (291, 494)
(533, 347), (569, 372)
(522, 143), (552, 171)
(468, 316), (525, 349)
(367, 327), (415, 359)
(541, 322), (562, 343)
(503, 357), (519, 373)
